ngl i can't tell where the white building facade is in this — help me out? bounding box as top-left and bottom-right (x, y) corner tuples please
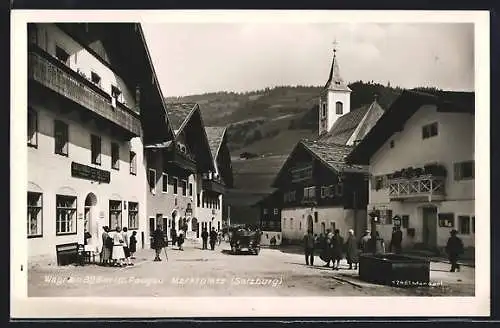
(347, 91), (475, 251)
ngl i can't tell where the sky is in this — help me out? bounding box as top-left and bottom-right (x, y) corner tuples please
(141, 23), (474, 97)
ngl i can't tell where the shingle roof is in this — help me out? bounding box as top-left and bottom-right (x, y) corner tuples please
(350, 100), (386, 143)
(205, 126), (226, 159)
(301, 140), (365, 172)
(318, 105), (370, 144)
(165, 102), (197, 131)
(232, 155), (288, 192)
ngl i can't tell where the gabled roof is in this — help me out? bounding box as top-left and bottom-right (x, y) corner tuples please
(166, 102), (198, 132)
(205, 126), (227, 159)
(301, 140), (366, 173)
(319, 105), (370, 144)
(349, 100), (386, 144)
(346, 90), (475, 165)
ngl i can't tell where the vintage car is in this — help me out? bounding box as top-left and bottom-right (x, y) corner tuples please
(229, 228), (262, 255)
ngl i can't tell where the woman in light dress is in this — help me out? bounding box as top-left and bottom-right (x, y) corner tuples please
(111, 226), (126, 267)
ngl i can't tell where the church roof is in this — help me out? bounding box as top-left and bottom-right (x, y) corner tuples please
(301, 140), (366, 173)
(324, 51), (351, 92)
(318, 105), (370, 144)
(349, 99), (386, 144)
(205, 126), (227, 159)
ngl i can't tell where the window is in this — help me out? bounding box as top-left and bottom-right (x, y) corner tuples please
(390, 140), (395, 148)
(28, 108), (38, 147)
(299, 222), (302, 230)
(173, 177), (178, 195)
(314, 212), (318, 223)
(56, 195), (76, 235)
(54, 120), (68, 156)
(438, 213), (455, 228)
(189, 183), (193, 196)
(402, 215), (409, 229)
(109, 200), (122, 230)
(91, 135), (101, 165)
(128, 202), (139, 230)
(27, 192), (43, 237)
(335, 101), (343, 115)
(111, 143), (120, 170)
(454, 161), (474, 181)
(162, 173), (168, 193)
(273, 208), (279, 215)
(130, 151), (137, 175)
(322, 104), (327, 117)
(55, 45), (69, 65)
(263, 208), (268, 215)
(90, 71), (101, 85)
(458, 215), (471, 234)
(422, 122), (438, 139)
(380, 209), (393, 225)
(320, 186), (328, 198)
(303, 186), (316, 200)
(197, 193), (200, 207)
(148, 169), (156, 194)
(181, 180), (187, 196)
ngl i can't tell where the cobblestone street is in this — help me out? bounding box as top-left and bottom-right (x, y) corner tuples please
(28, 240), (475, 297)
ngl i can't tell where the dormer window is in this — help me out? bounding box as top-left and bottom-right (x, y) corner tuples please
(91, 72), (101, 86)
(55, 46), (69, 65)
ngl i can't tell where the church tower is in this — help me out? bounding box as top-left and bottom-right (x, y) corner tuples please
(318, 41), (352, 136)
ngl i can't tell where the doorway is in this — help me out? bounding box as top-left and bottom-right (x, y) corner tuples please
(422, 206), (438, 249)
(84, 193), (97, 246)
(307, 215), (313, 233)
(149, 217), (155, 249)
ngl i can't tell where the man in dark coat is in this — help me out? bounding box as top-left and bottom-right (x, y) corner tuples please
(303, 230), (315, 266)
(359, 230), (371, 253)
(152, 225), (166, 261)
(345, 229), (359, 270)
(170, 227), (177, 248)
(322, 230), (333, 267)
(446, 229), (464, 272)
(209, 227), (218, 250)
(390, 226), (403, 253)
(331, 229), (344, 270)
(201, 228), (209, 250)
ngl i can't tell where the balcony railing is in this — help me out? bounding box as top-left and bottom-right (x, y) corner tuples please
(28, 47), (141, 136)
(202, 177), (225, 194)
(388, 175), (445, 201)
(164, 148), (197, 173)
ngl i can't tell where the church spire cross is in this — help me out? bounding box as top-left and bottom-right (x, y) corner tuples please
(332, 39), (339, 56)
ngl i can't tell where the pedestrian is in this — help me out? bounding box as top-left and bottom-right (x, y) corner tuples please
(209, 227), (218, 250)
(170, 227), (177, 248)
(129, 231), (137, 259)
(445, 229), (464, 272)
(303, 230), (315, 266)
(201, 228), (209, 250)
(152, 224), (166, 261)
(358, 230), (371, 253)
(100, 226), (112, 266)
(345, 229), (359, 270)
(217, 230), (222, 245)
(178, 229), (185, 251)
(321, 231), (333, 267)
(390, 226), (403, 254)
(270, 235), (277, 246)
(331, 229), (344, 270)
(121, 227), (133, 266)
(111, 226), (126, 267)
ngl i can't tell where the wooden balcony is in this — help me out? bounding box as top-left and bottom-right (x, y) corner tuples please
(388, 175), (445, 202)
(28, 46), (141, 136)
(164, 148), (197, 173)
(202, 177), (225, 194)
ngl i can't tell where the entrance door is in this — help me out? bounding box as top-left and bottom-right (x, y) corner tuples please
(422, 207), (438, 249)
(307, 215), (313, 232)
(84, 193), (97, 247)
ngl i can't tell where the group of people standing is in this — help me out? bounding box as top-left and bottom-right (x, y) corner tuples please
(201, 227), (220, 250)
(100, 226), (137, 267)
(151, 225), (187, 262)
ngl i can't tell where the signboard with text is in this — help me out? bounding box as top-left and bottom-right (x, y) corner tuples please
(71, 162), (111, 183)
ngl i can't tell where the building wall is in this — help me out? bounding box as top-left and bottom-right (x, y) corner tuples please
(368, 104), (475, 249)
(146, 152), (196, 245)
(327, 90), (351, 131)
(196, 177), (223, 236)
(33, 24), (136, 110)
(281, 206), (366, 242)
(28, 104), (147, 261)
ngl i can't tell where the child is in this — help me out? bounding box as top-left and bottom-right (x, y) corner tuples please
(129, 231), (137, 259)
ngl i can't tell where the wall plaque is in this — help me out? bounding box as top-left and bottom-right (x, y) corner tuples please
(71, 162), (110, 183)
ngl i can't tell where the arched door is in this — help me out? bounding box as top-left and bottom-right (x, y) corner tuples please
(84, 193), (97, 247)
(307, 215), (313, 233)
